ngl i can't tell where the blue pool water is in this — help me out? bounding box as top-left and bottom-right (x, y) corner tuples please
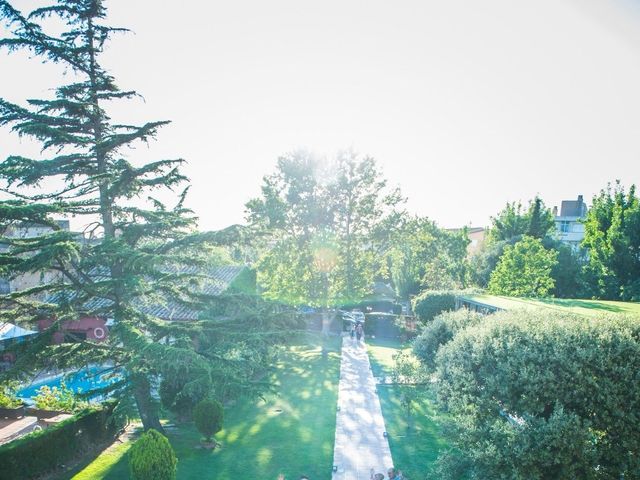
(17, 366), (123, 402)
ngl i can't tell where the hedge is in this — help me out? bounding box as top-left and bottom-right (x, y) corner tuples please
(435, 311), (640, 479)
(0, 402), (120, 480)
(412, 308), (485, 370)
(412, 290), (457, 323)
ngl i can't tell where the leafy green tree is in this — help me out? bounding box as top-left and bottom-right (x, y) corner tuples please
(435, 310), (640, 479)
(387, 218), (468, 298)
(488, 201), (528, 242)
(0, 0), (296, 432)
(542, 237), (586, 298)
(582, 182), (640, 300)
(193, 398), (223, 444)
(488, 197), (554, 243)
(488, 236), (558, 297)
(247, 151), (404, 307)
(129, 429), (177, 480)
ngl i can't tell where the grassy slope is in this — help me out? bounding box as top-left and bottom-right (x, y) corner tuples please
(367, 339), (448, 478)
(71, 335), (341, 480)
(465, 294), (640, 316)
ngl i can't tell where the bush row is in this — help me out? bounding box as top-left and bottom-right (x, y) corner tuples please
(0, 402), (120, 480)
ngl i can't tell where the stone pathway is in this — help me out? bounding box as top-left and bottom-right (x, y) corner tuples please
(332, 336), (394, 480)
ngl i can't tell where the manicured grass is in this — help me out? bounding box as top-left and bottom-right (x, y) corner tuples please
(465, 294), (640, 317)
(71, 438), (133, 480)
(367, 339), (448, 478)
(366, 337), (406, 377)
(71, 335), (341, 480)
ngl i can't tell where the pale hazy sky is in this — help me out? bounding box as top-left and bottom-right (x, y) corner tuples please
(1, 0), (640, 231)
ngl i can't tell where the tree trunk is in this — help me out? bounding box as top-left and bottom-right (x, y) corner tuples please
(132, 375), (165, 434)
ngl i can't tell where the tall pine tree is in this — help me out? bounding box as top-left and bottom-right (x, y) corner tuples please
(0, 0), (294, 431)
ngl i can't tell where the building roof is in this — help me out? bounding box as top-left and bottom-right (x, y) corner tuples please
(47, 265), (248, 322)
(559, 195), (588, 218)
(0, 322), (37, 341)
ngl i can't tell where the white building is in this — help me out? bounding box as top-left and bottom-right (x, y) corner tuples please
(553, 195), (588, 249)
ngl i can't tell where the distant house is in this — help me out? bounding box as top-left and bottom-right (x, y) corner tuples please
(0, 220), (76, 297)
(553, 195), (588, 249)
(446, 227), (486, 256)
(466, 227), (487, 255)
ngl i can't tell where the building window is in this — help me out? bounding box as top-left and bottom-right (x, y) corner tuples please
(560, 221), (570, 233)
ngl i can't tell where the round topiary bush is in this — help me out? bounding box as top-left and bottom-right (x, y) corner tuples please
(129, 429), (177, 480)
(193, 398), (223, 444)
(412, 290), (457, 323)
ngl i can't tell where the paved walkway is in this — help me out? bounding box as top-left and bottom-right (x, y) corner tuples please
(332, 336), (394, 480)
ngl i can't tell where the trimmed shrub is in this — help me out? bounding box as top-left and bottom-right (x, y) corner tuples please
(0, 403), (119, 480)
(412, 308), (485, 370)
(412, 290), (457, 323)
(129, 429), (177, 480)
(435, 311), (640, 479)
(193, 398), (223, 443)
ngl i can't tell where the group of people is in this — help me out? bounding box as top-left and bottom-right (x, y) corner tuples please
(349, 321), (365, 345)
(373, 467), (404, 479)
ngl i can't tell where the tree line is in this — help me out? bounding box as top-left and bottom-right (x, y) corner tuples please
(473, 184), (640, 301)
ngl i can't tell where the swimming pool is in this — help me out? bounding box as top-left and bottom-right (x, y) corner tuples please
(17, 366), (123, 402)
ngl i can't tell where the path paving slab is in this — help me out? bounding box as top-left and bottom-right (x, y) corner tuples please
(332, 337), (393, 480)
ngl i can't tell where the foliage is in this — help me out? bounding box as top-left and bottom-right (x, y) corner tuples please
(488, 236), (558, 297)
(0, 1), (298, 433)
(0, 381), (21, 408)
(434, 310), (640, 479)
(412, 308), (484, 371)
(488, 197), (554, 243)
(247, 150), (405, 307)
(388, 218), (469, 298)
(526, 196), (555, 239)
(542, 237), (586, 298)
(33, 381), (86, 412)
(412, 290), (457, 323)
(582, 182), (640, 301)
(159, 377), (198, 422)
(129, 429), (177, 480)
(391, 350), (427, 429)
(193, 398), (224, 443)
(468, 237), (517, 288)
(0, 404), (119, 480)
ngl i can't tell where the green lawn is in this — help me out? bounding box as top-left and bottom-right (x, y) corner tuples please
(367, 339), (448, 478)
(465, 294), (640, 317)
(70, 335), (341, 480)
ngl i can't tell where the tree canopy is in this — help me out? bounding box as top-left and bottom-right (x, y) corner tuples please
(246, 150), (405, 307)
(0, 0), (297, 431)
(582, 182), (640, 301)
(488, 236), (558, 297)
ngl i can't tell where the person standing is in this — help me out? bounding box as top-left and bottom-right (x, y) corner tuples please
(387, 467), (403, 479)
(355, 322), (363, 344)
